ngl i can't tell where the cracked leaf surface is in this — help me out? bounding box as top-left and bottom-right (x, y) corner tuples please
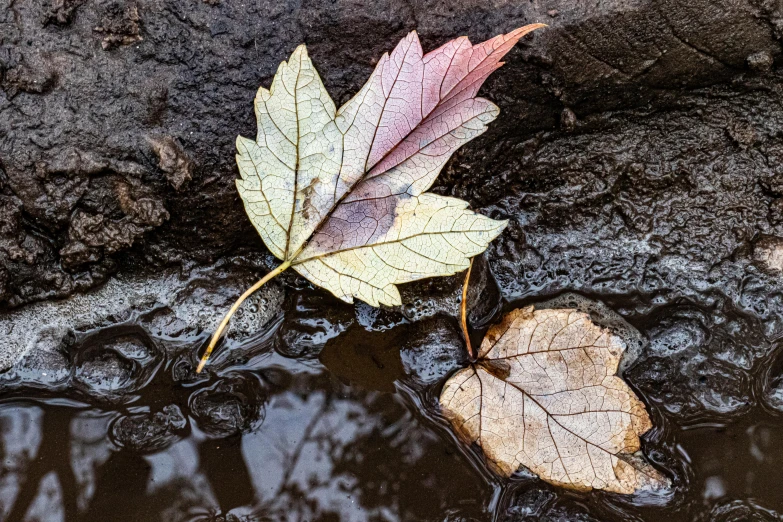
(236, 26), (544, 306)
(440, 307), (668, 494)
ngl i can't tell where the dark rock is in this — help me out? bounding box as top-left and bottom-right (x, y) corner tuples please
(275, 291), (354, 359)
(400, 316), (467, 387)
(188, 372), (267, 438)
(110, 404), (188, 453)
(0, 0), (781, 311)
(626, 304), (766, 420)
(768, 199), (783, 225)
(560, 107), (577, 131)
(71, 326), (163, 402)
(747, 50), (774, 72)
(0, 194), (40, 265)
(0, 266), (9, 303)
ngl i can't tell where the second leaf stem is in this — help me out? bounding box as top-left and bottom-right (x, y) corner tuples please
(460, 258), (474, 361)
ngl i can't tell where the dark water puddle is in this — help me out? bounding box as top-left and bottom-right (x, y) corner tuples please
(1, 285), (783, 521)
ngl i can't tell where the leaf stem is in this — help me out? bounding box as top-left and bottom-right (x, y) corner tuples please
(196, 261), (291, 373)
(460, 258), (474, 361)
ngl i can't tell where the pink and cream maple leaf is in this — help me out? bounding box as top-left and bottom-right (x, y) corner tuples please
(198, 24), (545, 372)
(235, 24), (545, 307)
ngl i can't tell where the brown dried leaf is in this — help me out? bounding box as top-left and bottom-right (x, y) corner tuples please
(439, 306), (668, 494)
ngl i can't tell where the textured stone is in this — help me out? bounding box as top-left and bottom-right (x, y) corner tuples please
(1, 0), (780, 310)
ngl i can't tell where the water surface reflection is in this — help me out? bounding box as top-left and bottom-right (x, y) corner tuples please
(1, 297), (782, 521)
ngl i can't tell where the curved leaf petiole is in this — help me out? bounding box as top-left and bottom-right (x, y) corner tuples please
(196, 261), (291, 373)
(460, 258), (475, 361)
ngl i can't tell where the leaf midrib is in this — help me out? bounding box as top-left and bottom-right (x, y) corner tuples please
(285, 41), (415, 263)
(472, 363), (658, 481)
(284, 57), (304, 260)
(284, 36), (506, 264)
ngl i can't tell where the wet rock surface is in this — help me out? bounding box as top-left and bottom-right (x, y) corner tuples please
(0, 255), (283, 371)
(188, 372), (267, 438)
(71, 327), (162, 402)
(1, 0), (783, 520)
(0, 0), (781, 309)
(110, 404), (187, 453)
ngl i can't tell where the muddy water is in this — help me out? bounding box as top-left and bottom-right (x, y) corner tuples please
(1, 276), (782, 521)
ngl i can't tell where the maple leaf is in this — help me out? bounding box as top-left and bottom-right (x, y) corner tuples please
(439, 306), (669, 494)
(198, 24), (545, 372)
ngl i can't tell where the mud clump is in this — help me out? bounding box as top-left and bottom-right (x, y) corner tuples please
(93, 1), (142, 50)
(149, 136), (193, 191)
(43, 0), (87, 26)
(189, 372), (267, 438)
(110, 404), (187, 453)
(71, 328), (162, 402)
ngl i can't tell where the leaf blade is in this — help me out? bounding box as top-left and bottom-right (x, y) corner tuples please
(243, 44), (337, 259)
(236, 136), (293, 259)
(237, 26), (543, 305)
(440, 307), (668, 494)
(293, 194), (506, 306)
